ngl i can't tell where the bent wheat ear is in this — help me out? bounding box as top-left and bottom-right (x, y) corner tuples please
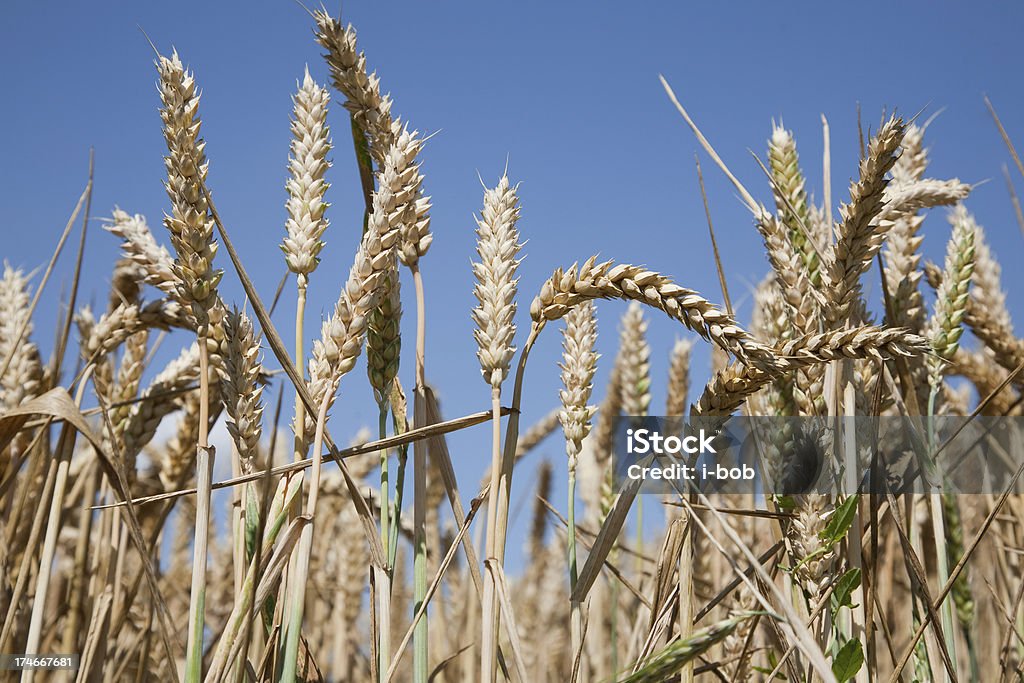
(529, 257), (783, 374)
(692, 326), (929, 418)
(157, 50), (223, 333)
(472, 175), (523, 388)
(282, 68), (332, 282)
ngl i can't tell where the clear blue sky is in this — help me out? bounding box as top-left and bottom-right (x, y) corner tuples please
(3, 2), (1024, 562)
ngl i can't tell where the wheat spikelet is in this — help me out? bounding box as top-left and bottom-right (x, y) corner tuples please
(927, 260), (1024, 381)
(219, 308), (264, 473)
(618, 303), (651, 417)
(282, 68), (332, 282)
(157, 50), (223, 333)
(302, 126), (420, 447)
(666, 338), (693, 417)
(472, 175), (522, 388)
(107, 209), (177, 297)
(791, 493), (836, 603)
(753, 212), (818, 333)
(926, 207), (975, 383)
(530, 257), (782, 373)
(825, 115), (906, 324)
(0, 265), (44, 411)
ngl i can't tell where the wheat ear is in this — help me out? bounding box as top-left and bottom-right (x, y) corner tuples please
(314, 10), (395, 166)
(824, 115), (906, 324)
(282, 67), (332, 283)
(666, 338), (694, 418)
(157, 49), (222, 681)
(219, 308), (264, 473)
(107, 209), (177, 298)
(557, 299), (598, 679)
(473, 173), (523, 682)
(926, 207), (976, 385)
(0, 266), (44, 412)
(530, 257), (782, 373)
(768, 123), (819, 282)
(302, 124), (421, 446)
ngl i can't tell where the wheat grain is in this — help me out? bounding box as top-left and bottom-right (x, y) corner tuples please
(282, 68), (332, 283)
(472, 175), (522, 389)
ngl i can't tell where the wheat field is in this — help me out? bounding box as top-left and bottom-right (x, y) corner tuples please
(3, 6), (1024, 683)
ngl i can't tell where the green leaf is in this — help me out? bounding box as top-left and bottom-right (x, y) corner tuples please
(831, 639), (864, 682)
(820, 495), (859, 546)
(831, 567), (862, 610)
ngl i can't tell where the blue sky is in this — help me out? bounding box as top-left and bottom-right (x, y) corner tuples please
(4, 2), (1024, 563)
